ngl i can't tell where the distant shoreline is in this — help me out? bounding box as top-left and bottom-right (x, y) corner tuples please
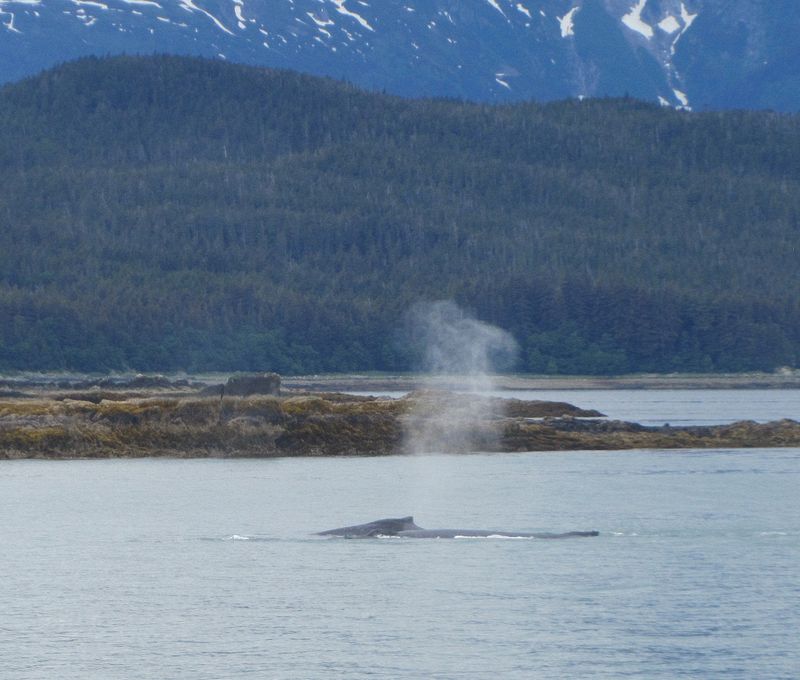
(3, 372), (800, 399)
(282, 373), (800, 392)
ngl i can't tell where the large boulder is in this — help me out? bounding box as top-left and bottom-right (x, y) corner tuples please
(224, 373), (281, 397)
(128, 374), (175, 389)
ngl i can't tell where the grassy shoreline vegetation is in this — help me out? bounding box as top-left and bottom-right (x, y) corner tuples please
(1, 378), (799, 459)
(0, 55), (799, 376)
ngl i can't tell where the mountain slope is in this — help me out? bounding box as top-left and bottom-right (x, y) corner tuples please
(0, 1), (798, 111)
(0, 55), (799, 373)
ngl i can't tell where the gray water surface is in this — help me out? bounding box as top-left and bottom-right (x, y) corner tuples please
(3, 447), (800, 679)
(351, 387), (800, 426)
(500, 388), (800, 426)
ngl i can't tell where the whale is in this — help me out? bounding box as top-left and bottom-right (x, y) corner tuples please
(317, 516), (421, 537)
(317, 516), (599, 539)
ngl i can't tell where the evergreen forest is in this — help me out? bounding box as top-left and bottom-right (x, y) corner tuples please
(0, 55), (798, 374)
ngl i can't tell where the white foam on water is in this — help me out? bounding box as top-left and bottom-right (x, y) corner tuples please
(454, 534), (535, 540)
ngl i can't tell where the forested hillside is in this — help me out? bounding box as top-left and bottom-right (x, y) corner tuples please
(0, 55), (798, 374)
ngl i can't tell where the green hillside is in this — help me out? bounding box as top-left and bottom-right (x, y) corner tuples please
(0, 55), (798, 374)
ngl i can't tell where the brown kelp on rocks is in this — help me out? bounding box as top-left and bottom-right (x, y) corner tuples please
(0, 385), (798, 459)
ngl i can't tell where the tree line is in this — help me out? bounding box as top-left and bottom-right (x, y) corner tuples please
(0, 55), (798, 373)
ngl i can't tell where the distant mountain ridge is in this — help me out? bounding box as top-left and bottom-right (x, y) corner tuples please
(1, 0), (798, 111)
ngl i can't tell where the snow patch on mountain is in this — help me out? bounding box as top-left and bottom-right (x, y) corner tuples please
(658, 15), (679, 34)
(485, 0), (507, 18)
(0, 0), (42, 33)
(233, 0), (247, 30)
(673, 88), (689, 107)
(558, 6), (579, 38)
(330, 0), (373, 32)
(515, 3), (531, 19)
(495, 73), (511, 89)
(1, 8), (20, 31)
(72, 0), (109, 10)
(0, 0), (795, 113)
(680, 2), (697, 31)
(622, 0), (654, 39)
(179, 0), (233, 35)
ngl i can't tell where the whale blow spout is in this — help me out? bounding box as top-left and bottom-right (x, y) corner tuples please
(317, 517), (599, 539)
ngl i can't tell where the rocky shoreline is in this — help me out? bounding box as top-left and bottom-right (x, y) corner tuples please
(281, 372), (800, 392)
(4, 370), (800, 396)
(0, 380), (798, 459)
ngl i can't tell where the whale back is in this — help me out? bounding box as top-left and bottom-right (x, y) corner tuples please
(318, 517), (599, 539)
(317, 516), (420, 537)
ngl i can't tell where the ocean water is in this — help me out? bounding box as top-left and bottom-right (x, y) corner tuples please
(497, 388), (800, 426)
(2, 393), (800, 679)
(350, 387), (800, 426)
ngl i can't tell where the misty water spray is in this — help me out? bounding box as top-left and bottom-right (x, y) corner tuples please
(403, 300), (518, 454)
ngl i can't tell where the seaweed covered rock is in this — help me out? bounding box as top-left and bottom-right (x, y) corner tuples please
(1, 389), (799, 458)
(224, 373), (281, 397)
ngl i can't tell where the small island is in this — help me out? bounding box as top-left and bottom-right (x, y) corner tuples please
(1, 374), (799, 459)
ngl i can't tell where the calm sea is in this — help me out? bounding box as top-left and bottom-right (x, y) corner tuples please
(2, 391), (799, 679)
(350, 387), (800, 427)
